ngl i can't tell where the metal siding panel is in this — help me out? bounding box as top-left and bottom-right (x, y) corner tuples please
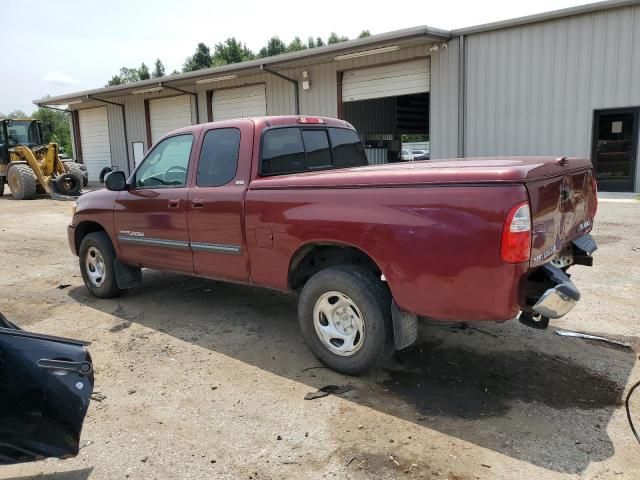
(430, 38), (459, 159)
(464, 3), (640, 177)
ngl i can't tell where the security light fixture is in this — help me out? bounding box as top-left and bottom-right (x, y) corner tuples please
(131, 86), (164, 95)
(195, 74), (238, 84)
(334, 45), (400, 61)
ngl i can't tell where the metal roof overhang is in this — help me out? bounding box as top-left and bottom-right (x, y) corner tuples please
(33, 25), (450, 106)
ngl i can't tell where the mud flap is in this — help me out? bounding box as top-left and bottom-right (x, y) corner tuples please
(391, 302), (418, 350)
(114, 259), (141, 289)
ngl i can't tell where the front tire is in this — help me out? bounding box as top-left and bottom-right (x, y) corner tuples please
(79, 232), (123, 298)
(298, 266), (394, 375)
(7, 164), (37, 200)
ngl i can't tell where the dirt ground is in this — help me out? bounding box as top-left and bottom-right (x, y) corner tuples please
(0, 196), (639, 480)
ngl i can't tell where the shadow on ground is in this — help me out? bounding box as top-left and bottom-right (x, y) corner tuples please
(68, 271), (636, 474)
(2, 467), (93, 480)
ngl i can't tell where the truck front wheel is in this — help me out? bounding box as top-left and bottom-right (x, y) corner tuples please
(298, 266), (394, 375)
(79, 232), (123, 298)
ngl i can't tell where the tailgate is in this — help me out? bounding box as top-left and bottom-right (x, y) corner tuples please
(526, 166), (597, 268)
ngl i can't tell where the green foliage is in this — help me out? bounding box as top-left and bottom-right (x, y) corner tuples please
(32, 108), (73, 155)
(287, 36), (306, 52)
(358, 30), (371, 38)
(152, 59), (166, 78)
(328, 32), (349, 44)
(5, 110), (28, 119)
(138, 63), (150, 81)
(259, 36), (287, 57)
(315, 37), (325, 47)
(183, 43), (213, 72)
(212, 38), (255, 65)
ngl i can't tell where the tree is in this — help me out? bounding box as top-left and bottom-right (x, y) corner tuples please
(170, 69), (180, 75)
(212, 38), (254, 65)
(307, 37), (316, 48)
(287, 36), (306, 52)
(315, 37), (325, 47)
(138, 63), (150, 80)
(152, 59), (166, 78)
(259, 36), (287, 57)
(328, 32), (349, 44)
(7, 110), (28, 119)
(183, 43), (213, 72)
(358, 30), (371, 38)
(32, 107), (72, 155)
(106, 75), (123, 86)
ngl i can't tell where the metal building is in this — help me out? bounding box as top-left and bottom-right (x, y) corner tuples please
(35, 0), (640, 192)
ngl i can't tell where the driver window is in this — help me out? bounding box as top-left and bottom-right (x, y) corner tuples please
(135, 134), (193, 188)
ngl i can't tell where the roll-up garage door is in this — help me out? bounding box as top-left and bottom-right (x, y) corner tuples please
(342, 59), (430, 102)
(78, 107), (111, 182)
(212, 84), (266, 121)
(149, 95), (193, 143)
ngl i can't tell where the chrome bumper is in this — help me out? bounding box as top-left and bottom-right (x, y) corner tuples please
(532, 265), (581, 319)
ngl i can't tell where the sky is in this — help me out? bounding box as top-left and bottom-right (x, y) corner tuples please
(1, 0), (595, 114)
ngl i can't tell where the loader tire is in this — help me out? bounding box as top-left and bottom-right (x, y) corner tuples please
(7, 164), (37, 200)
(54, 173), (82, 196)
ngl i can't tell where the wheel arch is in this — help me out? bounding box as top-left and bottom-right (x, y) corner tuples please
(74, 220), (110, 255)
(288, 241), (385, 292)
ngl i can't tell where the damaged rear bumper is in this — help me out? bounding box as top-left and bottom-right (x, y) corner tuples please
(531, 266), (580, 318)
(523, 233), (597, 320)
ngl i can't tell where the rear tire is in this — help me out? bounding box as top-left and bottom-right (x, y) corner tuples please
(79, 232), (123, 298)
(298, 266), (394, 376)
(7, 164), (37, 200)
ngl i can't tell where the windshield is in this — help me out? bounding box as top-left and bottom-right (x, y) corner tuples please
(4, 121), (42, 147)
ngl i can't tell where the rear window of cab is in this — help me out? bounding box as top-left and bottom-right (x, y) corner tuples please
(260, 127), (367, 176)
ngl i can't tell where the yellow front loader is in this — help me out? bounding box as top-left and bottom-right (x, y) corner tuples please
(0, 118), (87, 200)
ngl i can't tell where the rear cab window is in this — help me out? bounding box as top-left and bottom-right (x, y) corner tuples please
(260, 127), (366, 176)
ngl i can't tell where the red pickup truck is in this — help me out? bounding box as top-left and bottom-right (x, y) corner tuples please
(68, 116), (598, 374)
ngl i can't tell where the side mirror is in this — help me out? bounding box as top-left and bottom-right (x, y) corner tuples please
(104, 171), (127, 191)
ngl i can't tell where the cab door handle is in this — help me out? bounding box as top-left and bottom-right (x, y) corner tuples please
(168, 199), (181, 209)
(192, 199), (205, 209)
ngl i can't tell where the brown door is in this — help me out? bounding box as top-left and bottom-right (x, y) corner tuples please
(592, 108), (639, 192)
(187, 122), (253, 283)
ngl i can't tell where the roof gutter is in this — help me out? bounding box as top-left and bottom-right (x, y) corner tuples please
(87, 95), (132, 174)
(33, 25), (450, 105)
(260, 66), (299, 115)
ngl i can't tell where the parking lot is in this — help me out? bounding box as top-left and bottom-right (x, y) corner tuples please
(0, 196), (639, 480)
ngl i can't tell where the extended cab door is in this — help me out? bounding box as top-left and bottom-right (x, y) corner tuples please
(186, 122), (253, 282)
(114, 133), (195, 273)
(0, 313), (93, 464)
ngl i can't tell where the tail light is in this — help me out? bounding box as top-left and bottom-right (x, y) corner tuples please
(501, 202), (532, 263)
(591, 172), (598, 216)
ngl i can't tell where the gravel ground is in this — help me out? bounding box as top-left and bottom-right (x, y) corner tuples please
(0, 196), (638, 480)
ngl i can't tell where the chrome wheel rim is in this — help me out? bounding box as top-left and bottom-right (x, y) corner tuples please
(85, 246), (106, 287)
(313, 291), (365, 356)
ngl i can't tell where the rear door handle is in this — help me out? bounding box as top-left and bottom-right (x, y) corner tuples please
(192, 199), (205, 209)
(38, 359), (93, 376)
(168, 199), (181, 209)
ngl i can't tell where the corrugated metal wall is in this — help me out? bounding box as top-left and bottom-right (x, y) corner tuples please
(430, 38), (460, 159)
(464, 3), (640, 190)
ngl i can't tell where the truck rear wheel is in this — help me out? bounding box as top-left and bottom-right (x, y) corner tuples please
(79, 232), (123, 298)
(298, 266), (394, 375)
(7, 165), (37, 200)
